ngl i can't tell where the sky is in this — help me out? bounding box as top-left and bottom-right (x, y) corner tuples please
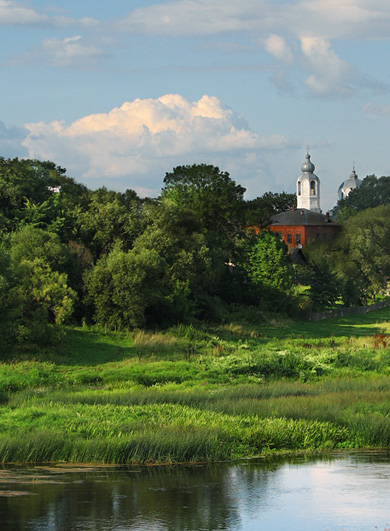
(1, 0), (390, 211)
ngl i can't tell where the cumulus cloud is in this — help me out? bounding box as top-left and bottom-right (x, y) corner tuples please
(22, 94), (293, 196)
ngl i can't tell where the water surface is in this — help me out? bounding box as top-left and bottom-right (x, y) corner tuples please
(1, 452), (389, 530)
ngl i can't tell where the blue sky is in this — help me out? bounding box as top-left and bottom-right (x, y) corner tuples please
(1, 0), (390, 211)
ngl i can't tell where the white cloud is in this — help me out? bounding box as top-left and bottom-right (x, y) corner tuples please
(300, 37), (354, 97)
(22, 94), (293, 196)
(264, 35), (294, 63)
(114, 0), (390, 98)
(14, 35), (108, 68)
(42, 35), (107, 67)
(117, 0), (390, 40)
(0, 0), (47, 25)
(117, 0), (265, 36)
(0, 1), (99, 27)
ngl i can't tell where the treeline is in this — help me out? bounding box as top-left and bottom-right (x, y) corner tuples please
(1, 157), (389, 349)
(306, 183), (390, 308)
(0, 158), (296, 348)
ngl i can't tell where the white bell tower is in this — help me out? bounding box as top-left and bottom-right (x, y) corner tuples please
(296, 150), (321, 212)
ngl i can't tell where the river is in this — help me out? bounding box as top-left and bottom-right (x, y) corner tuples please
(1, 452), (389, 530)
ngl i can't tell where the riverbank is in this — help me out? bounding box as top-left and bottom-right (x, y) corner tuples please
(1, 308), (390, 464)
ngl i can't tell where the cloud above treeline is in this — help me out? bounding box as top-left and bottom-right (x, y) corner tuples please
(22, 94), (294, 196)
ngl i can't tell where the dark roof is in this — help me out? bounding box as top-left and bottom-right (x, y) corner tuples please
(270, 208), (339, 227)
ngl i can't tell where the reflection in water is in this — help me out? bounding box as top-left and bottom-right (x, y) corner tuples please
(0, 453), (390, 530)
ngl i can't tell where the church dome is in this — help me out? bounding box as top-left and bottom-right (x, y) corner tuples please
(301, 153), (315, 174)
(338, 167), (362, 200)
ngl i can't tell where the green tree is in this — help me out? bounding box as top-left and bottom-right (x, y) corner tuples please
(161, 164), (246, 255)
(84, 245), (167, 329)
(14, 258), (76, 325)
(0, 157), (88, 238)
(0, 249), (76, 348)
(342, 205), (390, 296)
(242, 231), (295, 311)
(304, 206), (390, 306)
(336, 175), (390, 221)
(245, 192), (296, 227)
(75, 187), (145, 259)
(131, 201), (224, 321)
(8, 226), (68, 271)
(303, 260), (343, 310)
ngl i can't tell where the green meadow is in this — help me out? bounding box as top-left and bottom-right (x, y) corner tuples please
(1, 307), (390, 465)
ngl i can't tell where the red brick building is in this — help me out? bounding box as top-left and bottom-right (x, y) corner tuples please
(269, 207), (339, 250)
(269, 151), (340, 250)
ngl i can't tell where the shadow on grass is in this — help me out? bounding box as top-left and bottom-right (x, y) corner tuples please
(56, 328), (185, 366)
(10, 307), (390, 366)
(57, 329), (137, 366)
(264, 308), (390, 340)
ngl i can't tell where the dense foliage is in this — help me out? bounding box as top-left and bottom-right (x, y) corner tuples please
(0, 158), (299, 348)
(335, 174), (390, 221)
(305, 204), (390, 307)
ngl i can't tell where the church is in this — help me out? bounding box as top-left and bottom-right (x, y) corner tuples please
(269, 151), (340, 250)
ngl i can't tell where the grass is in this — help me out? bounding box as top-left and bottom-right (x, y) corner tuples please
(1, 307), (390, 464)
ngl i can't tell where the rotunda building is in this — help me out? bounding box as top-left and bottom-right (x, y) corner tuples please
(338, 167), (362, 201)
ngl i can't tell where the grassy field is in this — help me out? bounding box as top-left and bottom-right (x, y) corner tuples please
(1, 307), (390, 464)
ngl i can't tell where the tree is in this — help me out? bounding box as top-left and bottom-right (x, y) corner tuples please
(245, 192), (296, 227)
(0, 249), (76, 348)
(75, 187), (145, 259)
(0, 157), (88, 238)
(242, 231), (295, 311)
(335, 175), (390, 221)
(84, 245), (167, 329)
(8, 226), (68, 271)
(302, 260), (343, 310)
(131, 201), (224, 321)
(15, 258), (76, 325)
(304, 205), (390, 305)
(342, 205), (390, 296)
(161, 164), (246, 255)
